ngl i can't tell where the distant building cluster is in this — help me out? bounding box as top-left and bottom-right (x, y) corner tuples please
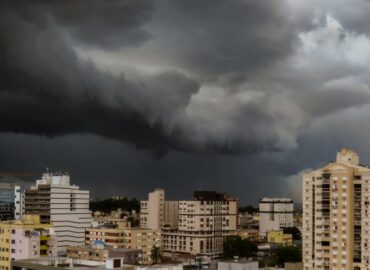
(2, 157), (333, 270)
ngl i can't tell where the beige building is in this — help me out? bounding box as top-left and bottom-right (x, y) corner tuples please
(303, 148), (370, 270)
(161, 191), (238, 258)
(237, 229), (260, 242)
(85, 222), (160, 264)
(140, 189), (178, 230)
(0, 215), (57, 270)
(67, 245), (141, 264)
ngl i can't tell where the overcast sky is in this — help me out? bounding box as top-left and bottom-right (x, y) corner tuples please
(1, 0), (370, 204)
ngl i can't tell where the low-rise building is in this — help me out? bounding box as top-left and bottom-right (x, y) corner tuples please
(11, 257), (182, 270)
(237, 229), (259, 242)
(85, 223), (160, 264)
(0, 215), (57, 270)
(67, 242), (141, 264)
(267, 230), (292, 246)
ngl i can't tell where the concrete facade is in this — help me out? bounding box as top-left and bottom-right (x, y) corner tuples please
(259, 198), (293, 235)
(140, 189), (179, 230)
(24, 173), (91, 251)
(161, 191), (238, 258)
(303, 148), (370, 270)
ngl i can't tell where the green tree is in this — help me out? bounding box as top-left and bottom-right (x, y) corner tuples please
(274, 246), (302, 266)
(283, 227), (302, 241)
(223, 236), (257, 259)
(90, 197), (140, 213)
(239, 205), (258, 213)
(150, 246), (162, 264)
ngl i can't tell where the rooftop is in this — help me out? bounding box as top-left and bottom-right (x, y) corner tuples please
(259, 198), (293, 203)
(13, 257), (182, 270)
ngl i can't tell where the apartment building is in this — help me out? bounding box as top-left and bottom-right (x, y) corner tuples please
(24, 172), (91, 251)
(303, 148), (370, 270)
(259, 198), (294, 235)
(161, 191), (238, 258)
(0, 183), (22, 221)
(85, 223), (161, 264)
(140, 189), (178, 230)
(0, 215), (57, 270)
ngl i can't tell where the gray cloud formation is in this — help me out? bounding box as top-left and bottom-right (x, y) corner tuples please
(1, 1), (370, 202)
(0, 0), (316, 155)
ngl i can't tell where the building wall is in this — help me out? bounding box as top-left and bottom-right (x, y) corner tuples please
(164, 201), (179, 229)
(14, 186), (22, 220)
(218, 261), (258, 270)
(259, 198), (293, 234)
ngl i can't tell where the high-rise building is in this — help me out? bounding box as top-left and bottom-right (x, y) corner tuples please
(140, 189), (178, 230)
(303, 148), (370, 270)
(24, 172), (91, 251)
(0, 183), (22, 221)
(0, 215), (57, 270)
(259, 197), (294, 235)
(161, 191), (238, 258)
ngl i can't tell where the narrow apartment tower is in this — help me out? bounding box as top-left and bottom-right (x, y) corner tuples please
(303, 148), (370, 270)
(140, 188), (179, 230)
(24, 172), (92, 252)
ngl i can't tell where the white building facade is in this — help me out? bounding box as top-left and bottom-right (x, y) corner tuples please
(259, 198), (293, 234)
(25, 172), (92, 251)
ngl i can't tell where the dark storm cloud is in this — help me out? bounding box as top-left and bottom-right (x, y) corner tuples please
(0, 0), (313, 155)
(2, 1), (370, 202)
(147, 0), (303, 78)
(0, 1), (202, 155)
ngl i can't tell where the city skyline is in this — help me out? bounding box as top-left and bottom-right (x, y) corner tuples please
(1, 1), (370, 204)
